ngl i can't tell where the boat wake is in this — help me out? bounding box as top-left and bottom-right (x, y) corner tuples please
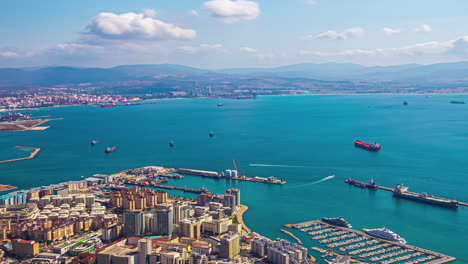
(289, 175), (336, 188)
(250, 163), (319, 169)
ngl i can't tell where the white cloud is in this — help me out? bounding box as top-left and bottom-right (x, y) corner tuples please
(383, 27), (401, 35)
(142, 9), (157, 18)
(202, 0), (260, 23)
(189, 10), (199, 16)
(240, 47), (257, 52)
(53, 43), (105, 55)
(299, 37), (468, 58)
(178, 44), (224, 53)
(304, 27), (365, 41)
(255, 53), (275, 59)
(84, 11), (196, 40)
(0, 51), (33, 58)
(414, 24), (432, 33)
(305, 0), (318, 4)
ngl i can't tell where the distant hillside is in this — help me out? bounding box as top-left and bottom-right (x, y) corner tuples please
(1, 61), (468, 88)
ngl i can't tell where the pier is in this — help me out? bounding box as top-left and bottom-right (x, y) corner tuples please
(280, 229), (303, 245)
(177, 168), (286, 184)
(287, 220), (456, 264)
(346, 179), (467, 208)
(0, 146), (41, 164)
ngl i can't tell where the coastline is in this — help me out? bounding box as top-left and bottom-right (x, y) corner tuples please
(2, 92), (468, 113)
(235, 204), (251, 233)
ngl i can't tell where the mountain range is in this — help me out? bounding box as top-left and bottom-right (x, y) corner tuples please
(1, 61), (468, 88)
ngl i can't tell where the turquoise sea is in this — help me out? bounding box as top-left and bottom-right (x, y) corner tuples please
(1, 94), (468, 262)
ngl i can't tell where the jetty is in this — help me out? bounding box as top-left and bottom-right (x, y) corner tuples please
(177, 168), (286, 184)
(287, 220), (456, 264)
(345, 179), (467, 208)
(0, 146), (41, 164)
(280, 229), (303, 245)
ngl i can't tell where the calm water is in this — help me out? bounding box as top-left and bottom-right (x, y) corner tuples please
(1, 95), (468, 262)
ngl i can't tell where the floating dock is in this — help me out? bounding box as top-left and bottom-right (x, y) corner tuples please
(0, 146), (41, 164)
(287, 220), (456, 264)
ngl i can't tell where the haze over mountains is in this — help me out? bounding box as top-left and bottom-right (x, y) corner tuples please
(1, 61), (468, 88)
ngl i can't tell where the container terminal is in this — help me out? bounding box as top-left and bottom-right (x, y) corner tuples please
(285, 220), (456, 264)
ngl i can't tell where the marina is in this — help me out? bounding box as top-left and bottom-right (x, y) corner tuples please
(287, 220), (456, 264)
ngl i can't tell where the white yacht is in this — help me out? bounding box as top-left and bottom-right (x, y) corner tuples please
(363, 227), (407, 244)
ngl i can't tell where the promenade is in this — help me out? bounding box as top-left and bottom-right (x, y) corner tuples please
(235, 205), (251, 233)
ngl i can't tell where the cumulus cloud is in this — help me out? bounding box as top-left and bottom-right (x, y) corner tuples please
(299, 37), (468, 58)
(178, 44), (224, 53)
(240, 47), (257, 52)
(303, 27), (365, 41)
(414, 24), (432, 33)
(84, 11), (196, 41)
(383, 27), (401, 35)
(203, 0), (260, 23)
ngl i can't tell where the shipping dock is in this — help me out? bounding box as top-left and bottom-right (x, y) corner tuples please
(345, 179), (466, 208)
(286, 220), (456, 264)
(177, 168), (286, 184)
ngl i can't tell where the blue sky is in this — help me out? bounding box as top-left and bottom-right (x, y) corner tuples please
(1, 0), (468, 68)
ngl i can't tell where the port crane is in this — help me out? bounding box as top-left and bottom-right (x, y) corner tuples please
(232, 159), (241, 178)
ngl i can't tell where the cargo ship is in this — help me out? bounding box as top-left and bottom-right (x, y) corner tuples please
(100, 104), (117, 107)
(322, 217), (352, 228)
(105, 147), (117, 153)
(393, 184), (458, 208)
(354, 140), (381, 151)
(450, 100), (465, 104)
(363, 227), (407, 244)
(345, 179), (377, 189)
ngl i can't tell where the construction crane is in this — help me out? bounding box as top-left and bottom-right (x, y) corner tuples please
(232, 159), (241, 178)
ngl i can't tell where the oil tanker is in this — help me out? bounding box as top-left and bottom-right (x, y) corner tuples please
(393, 184), (458, 208)
(345, 179), (378, 189)
(354, 140), (381, 151)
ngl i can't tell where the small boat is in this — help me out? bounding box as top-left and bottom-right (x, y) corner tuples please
(100, 104), (117, 107)
(217, 103), (223, 107)
(322, 217), (352, 228)
(209, 131), (214, 137)
(169, 141), (174, 147)
(105, 147), (116, 153)
(91, 140), (99, 145)
(403, 100), (408, 105)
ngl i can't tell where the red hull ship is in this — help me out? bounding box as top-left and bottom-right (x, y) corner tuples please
(105, 147), (117, 153)
(100, 104), (117, 107)
(345, 179), (378, 189)
(354, 140), (381, 151)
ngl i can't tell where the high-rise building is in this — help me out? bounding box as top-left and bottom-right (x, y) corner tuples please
(160, 251), (184, 264)
(178, 219), (201, 239)
(123, 211), (144, 237)
(267, 247), (289, 264)
(188, 252), (208, 264)
(222, 194), (236, 210)
(12, 239), (39, 258)
(225, 189), (241, 206)
(153, 208), (173, 236)
(173, 202), (190, 224)
(219, 233), (240, 259)
(138, 238), (152, 264)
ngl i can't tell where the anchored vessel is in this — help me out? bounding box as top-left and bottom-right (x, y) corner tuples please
(393, 184), (458, 208)
(217, 103), (223, 107)
(403, 100), (408, 105)
(322, 217), (352, 228)
(105, 147), (117, 153)
(345, 179), (377, 189)
(209, 131), (214, 137)
(169, 141), (174, 147)
(363, 227), (407, 244)
(354, 140), (381, 151)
